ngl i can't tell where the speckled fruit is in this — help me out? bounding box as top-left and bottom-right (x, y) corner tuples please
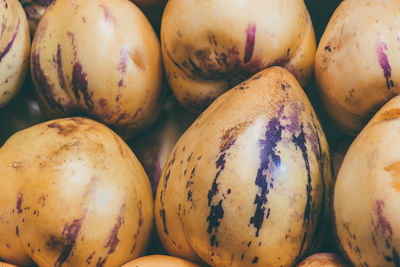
(0, 0), (30, 109)
(0, 117), (153, 266)
(30, 0), (163, 138)
(295, 253), (349, 267)
(334, 95), (400, 266)
(122, 255), (202, 267)
(315, 0), (400, 135)
(155, 67), (332, 267)
(161, 0), (316, 111)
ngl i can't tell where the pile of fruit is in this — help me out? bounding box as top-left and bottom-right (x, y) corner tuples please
(0, 0), (399, 266)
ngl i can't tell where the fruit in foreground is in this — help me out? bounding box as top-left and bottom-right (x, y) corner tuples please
(30, 0), (163, 138)
(155, 67), (332, 266)
(334, 95), (400, 266)
(161, 0), (316, 111)
(0, 117), (153, 266)
(0, 0), (30, 109)
(315, 0), (400, 134)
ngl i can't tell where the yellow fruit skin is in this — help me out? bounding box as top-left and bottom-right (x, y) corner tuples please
(30, 0), (163, 138)
(161, 0), (316, 111)
(155, 67), (333, 267)
(0, 0), (30, 109)
(0, 117), (153, 267)
(334, 95), (400, 266)
(0, 262), (19, 267)
(315, 0), (400, 135)
(122, 254), (202, 267)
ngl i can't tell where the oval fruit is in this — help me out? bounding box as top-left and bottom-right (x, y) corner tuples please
(20, 0), (166, 36)
(315, 0), (400, 134)
(0, 117), (153, 266)
(30, 0), (163, 138)
(295, 253), (349, 267)
(155, 67), (333, 266)
(334, 95), (400, 266)
(0, 0), (30, 109)
(122, 255), (202, 267)
(161, 0), (316, 111)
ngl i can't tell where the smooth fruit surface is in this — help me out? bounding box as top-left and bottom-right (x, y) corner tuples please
(155, 67), (332, 267)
